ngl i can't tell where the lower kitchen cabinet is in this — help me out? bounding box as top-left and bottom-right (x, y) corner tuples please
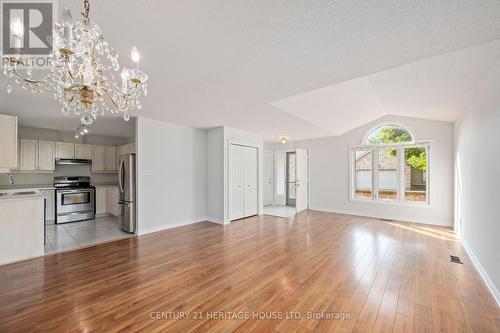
(95, 185), (119, 217)
(107, 186), (119, 217)
(95, 186), (108, 215)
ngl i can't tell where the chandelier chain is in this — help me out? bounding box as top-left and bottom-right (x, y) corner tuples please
(82, 0), (90, 23)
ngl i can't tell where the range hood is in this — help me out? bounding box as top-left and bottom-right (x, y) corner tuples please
(55, 159), (92, 165)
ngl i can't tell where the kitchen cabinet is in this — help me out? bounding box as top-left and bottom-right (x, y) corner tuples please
(105, 146), (117, 171)
(75, 144), (92, 160)
(117, 143), (135, 155)
(19, 139), (38, 171)
(0, 115), (18, 172)
(55, 142), (75, 159)
(38, 141), (55, 171)
(91, 145), (105, 171)
(91, 145), (117, 172)
(95, 186), (108, 215)
(107, 186), (119, 216)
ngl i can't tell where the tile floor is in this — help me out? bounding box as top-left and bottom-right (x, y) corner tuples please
(45, 216), (132, 254)
(263, 205), (296, 218)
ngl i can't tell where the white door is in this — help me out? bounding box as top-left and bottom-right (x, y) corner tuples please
(274, 152), (286, 206)
(263, 151), (274, 206)
(229, 144), (245, 220)
(244, 146), (258, 216)
(295, 148), (308, 213)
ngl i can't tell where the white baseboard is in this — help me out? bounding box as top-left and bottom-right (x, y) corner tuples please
(204, 216), (225, 224)
(461, 239), (500, 307)
(138, 217), (212, 236)
(309, 206), (452, 227)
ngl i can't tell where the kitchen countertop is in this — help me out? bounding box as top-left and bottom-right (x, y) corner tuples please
(91, 182), (119, 187)
(0, 184), (55, 191)
(0, 183), (119, 190)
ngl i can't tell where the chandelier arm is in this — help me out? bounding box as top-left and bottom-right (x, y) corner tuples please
(101, 80), (135, 98)
(10, 67), (47, 85)
(100, 87), (130, 111)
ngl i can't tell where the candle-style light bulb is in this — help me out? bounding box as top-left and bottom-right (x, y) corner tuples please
(131, 46), (140, 68)
(11, 18), (24, 37)
(10, 18), (24, 50)
(61, 8), (74, 41)
(61, 8), (73, 26)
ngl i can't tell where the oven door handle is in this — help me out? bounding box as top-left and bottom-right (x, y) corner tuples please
(58, 189), (92, 194)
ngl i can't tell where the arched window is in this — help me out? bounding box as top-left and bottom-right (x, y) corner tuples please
(363, 124), (414, 145)
(351, 123), (430, 205)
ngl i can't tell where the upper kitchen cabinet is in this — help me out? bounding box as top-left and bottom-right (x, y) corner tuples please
(91, 145), (105, 171)
(19, 139), (38, 171)
(16, 140), (55, 172)
(55, 142), (75, 159)
(105, 146), (117, 171)
(75, 144), (92, 160)
(0, 115), (18, 172)
(38, 141), (55, 171)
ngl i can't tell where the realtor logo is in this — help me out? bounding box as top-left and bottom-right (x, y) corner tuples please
(1, 0), (56, 56)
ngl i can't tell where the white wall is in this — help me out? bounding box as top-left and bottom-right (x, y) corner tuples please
(270, 115), (454, 226)
(454, 61), (500, 305)
(205, 127), (225, 222)
(136, 117), (207, 235)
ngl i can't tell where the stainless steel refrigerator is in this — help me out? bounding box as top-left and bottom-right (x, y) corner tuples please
(118, 153), (136, 233)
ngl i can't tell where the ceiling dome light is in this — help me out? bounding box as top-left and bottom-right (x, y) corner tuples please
(280, 137), (288, 145)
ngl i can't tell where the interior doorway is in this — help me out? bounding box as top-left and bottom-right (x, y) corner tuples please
(286, 152), (296, 207)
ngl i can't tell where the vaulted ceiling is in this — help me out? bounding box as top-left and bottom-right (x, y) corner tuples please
(1, 0), (500, 140)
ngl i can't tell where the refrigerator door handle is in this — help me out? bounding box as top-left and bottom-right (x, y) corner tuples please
(119, 159), (125, 193)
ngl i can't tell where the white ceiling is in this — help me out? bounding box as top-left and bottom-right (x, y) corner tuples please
(1, 0), (500, 140)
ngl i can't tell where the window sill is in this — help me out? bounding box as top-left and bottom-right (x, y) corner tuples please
(349, 198), (432, 208)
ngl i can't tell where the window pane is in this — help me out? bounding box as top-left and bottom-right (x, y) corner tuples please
(365, 125), (413, 145)
(354, 150), (372, 199)
(378, 148), (398, 200)
(404, 147), (427, 202)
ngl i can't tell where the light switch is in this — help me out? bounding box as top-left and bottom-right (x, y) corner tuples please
(143, 169), (154, 176)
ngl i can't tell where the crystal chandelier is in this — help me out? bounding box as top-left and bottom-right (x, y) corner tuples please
(2, 0), (148, 126)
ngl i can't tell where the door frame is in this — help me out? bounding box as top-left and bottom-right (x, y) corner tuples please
(226, 141), (261, 223)
(263, 149), (274, 206)
(285, 151), (296, 207)
(274, 148), (310, 210)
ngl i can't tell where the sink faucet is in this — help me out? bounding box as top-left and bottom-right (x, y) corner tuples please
(1, 173), (14, 185)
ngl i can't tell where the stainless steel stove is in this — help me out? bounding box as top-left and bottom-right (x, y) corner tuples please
(54, 176), (95, 224)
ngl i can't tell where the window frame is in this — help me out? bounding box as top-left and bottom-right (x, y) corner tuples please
(350, 140), (431, 207)
(362, 122), (415, 146)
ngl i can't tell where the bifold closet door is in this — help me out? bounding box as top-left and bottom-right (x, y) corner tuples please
(244, 146), (258, 217)
(229, 144), (258, 221)
(229, 144), (245, 220)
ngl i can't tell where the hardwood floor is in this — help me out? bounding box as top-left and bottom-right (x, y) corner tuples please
(0, 210), (499, 332)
